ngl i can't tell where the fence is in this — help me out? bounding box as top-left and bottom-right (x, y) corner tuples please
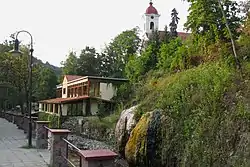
(0, 110), (118, 167)
(0, 111), (38, 138)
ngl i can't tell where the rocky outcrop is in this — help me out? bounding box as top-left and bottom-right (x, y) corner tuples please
(115, 105), (138, 157)
(125, 110), (174, 167)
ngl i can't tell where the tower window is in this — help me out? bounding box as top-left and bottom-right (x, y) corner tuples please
(150, 22), (154, 30)
(151, 16), (154, 19)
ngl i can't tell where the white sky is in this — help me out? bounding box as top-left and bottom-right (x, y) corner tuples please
(0, 0), (189, 67)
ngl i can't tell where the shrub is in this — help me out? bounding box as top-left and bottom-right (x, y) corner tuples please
(38, 112), (60, 128)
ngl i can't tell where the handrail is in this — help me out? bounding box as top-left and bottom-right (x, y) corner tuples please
(63, 138), (81, 152)
(63, 138), (82, 167)
(62, 154), (77, 167)
(44, 126), (50, 130)
(40, 126), (82, 166)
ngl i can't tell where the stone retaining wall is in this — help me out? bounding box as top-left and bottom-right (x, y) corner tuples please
(62, 117), (115, 143)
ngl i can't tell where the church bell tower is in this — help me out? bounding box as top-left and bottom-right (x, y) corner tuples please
(144, 1), (160, 35)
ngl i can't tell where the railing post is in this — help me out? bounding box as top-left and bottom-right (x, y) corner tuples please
(49, 129), (70, 167)
(31, 117), (38, 138)
(0, 110), (2, 118)
(16, 115), (23, 129)
(13, 114), (18, 124)
(26, 117), (38, 139)
(12, 113), (15, 123)
(79, 149), (118, 167)
(36, 121), (50, 149)
(23, 116), (29, 133)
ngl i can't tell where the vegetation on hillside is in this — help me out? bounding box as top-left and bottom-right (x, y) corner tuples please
(0, 41), (58, 113)
(119, 1), (250, 166)
(1, 0), (250, 166)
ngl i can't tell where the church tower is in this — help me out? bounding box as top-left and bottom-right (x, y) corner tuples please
(144, 1), (160, 35)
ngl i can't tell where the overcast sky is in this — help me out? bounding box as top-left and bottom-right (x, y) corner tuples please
(0, 0), (189, 66)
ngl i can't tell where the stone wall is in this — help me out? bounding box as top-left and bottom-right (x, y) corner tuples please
(62, 116), (115, 144)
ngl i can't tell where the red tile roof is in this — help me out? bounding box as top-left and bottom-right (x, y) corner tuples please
(39, 96), (114, 104)
(39, 96), (89, 104)
(158, 31), (191, 41)
(146, 2), (158, 15)
(65, 75), (83, 82)
(177, 32), (190, 41)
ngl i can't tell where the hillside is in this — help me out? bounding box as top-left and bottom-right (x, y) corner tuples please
(33, 57), (62, 76)
(122, 62), (250, 166)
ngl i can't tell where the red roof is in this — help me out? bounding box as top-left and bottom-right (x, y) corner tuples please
(146, 2), (158, 15)
(39, 96), (89, 104)
(177, 32), (190, 41)
(39, 96), (114, 104)
(65, 75), (83, 82)
(158, 31), (191, 41)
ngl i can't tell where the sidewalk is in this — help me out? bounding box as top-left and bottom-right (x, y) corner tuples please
(0, 118), (49, 167)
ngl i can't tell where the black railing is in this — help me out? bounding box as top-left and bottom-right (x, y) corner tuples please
(43, 125), (82, 167)
(62, 138), (82, 167)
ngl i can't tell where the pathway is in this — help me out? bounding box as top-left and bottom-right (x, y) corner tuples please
(0, 118), (49, 167)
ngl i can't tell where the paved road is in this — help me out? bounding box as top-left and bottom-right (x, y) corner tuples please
(0, 118), (49, 167)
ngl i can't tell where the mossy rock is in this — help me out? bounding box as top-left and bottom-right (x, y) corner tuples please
(125, 110), (165, 167)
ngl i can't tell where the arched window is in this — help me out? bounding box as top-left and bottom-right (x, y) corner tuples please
(150, 22), (154, 30)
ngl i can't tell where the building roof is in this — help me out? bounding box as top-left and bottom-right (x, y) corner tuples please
(177, 32), (190, 41)
(146, 2), (158, 15)
(65, 75), (83, 82)
(158, 31), (191, 41)
(66, 75), (129, 84)
(39, 96), (114, 104)
(39, 96), (89, 104)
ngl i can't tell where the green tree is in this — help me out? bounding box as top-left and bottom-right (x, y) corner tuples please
(157, 37), (183, 70)
(61, 51), (78, 75)
(183, 0), (242, 71)
(76, 46), (101, 76)
(169, 8), (180, 38)
(163, 25), (171, 43)
(103, 27), (141, 77)
(33, 65), (58, 101)
(185, 0), (241, 44)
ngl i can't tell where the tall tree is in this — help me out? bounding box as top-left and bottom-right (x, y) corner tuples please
(185, 0), (241, 43)
(103, 27), (141, 78)
(76, 46), (101, 76)
(184, 0), (242, 70)
(61, 51), (78, 75)
(169, 8), (180, 38)
(163, 25), (171, 43)
(33, 65), (58, 101)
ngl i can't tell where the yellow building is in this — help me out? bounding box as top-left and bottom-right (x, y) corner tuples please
(38, 75), (128, 116)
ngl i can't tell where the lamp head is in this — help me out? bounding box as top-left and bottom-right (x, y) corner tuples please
(9, 39), (22, 57)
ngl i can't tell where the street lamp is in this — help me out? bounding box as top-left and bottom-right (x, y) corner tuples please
(10, 30), (34, 148)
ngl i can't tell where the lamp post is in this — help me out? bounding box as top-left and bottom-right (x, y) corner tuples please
(10, 30), (34, 147)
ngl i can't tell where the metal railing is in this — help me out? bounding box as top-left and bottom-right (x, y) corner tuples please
(62, 138), (82, 167)
(43, 126), (82, 167)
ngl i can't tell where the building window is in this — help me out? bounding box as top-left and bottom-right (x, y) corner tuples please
(150, 22), (154, 30)
(63, 88), (66, 94)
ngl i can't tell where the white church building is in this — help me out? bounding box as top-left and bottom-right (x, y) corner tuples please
(143, 1), (189, 40)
